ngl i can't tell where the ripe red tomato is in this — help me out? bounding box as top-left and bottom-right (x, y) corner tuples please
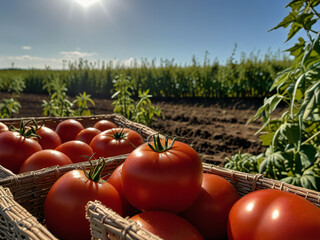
(75, 127), (101, 145)
(181, 173), (240, 239)
(44, 169), (122, 240)
(130, 211), (204, 240)
(19, 149), (73, 173)
(0, 122), (9, 133)
(227, 189), (320, 240)
(0, 131), (42, 173)
(90, 128), (144, 158)
(121, 136), (203, 213)
(93, 119), (117, 131)
(107, 163), (136, 217)
(55, 119), (84, 143)
(55, 140), (94, 163)
(36, 126), (62, 149)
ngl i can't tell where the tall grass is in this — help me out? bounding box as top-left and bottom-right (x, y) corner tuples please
(0, 50), (292, 99)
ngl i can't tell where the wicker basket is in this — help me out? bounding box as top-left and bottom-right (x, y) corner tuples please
(0, 154), (128, 239)
(0, 114), (162, 179)
(1, 114), (319, 239)
(0, 114), (164, 239)
(86, 162), (320, 240)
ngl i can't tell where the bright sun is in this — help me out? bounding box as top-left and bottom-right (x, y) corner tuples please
(74, 0), (101, 8)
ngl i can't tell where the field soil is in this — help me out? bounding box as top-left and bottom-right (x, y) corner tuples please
(1, 92), (273, 165)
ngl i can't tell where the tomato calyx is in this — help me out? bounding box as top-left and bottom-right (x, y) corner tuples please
(9, 119), (42, 139)
(113, 128), (128, 140)
(147, 134), (176, 153)
(83, 154), (105, 183)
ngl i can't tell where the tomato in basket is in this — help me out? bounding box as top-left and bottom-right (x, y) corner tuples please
(0, 120), (42, 173)
(44, 160), (122, 240)
(90, 128), (144, 158)
(107, 163), (137, 217)
(227, 189), (320, 240)
(75, 127), (101, 145)
(55, 140), (94, 163)
(121, 134), (203, 213)
(55, 119), (84, 143)
(130, 210), (204, 240)
(181, 173), (240, 239)
(36, 126), (62, 149)
(93, 119), (117, 131)
(19, 149), (73, 173)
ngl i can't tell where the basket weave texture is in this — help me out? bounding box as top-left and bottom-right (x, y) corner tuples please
(86, 162), (320, 240)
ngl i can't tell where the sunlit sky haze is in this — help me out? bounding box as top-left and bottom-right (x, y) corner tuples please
(0, 0), (301, 69)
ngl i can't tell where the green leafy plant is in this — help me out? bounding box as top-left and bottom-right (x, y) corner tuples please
(112, 74), (162, 125)
(0, 75), (25, 118)
(230, 0), (320, 190)
(224, 151), (262, 174)
(0, 98), (21, 118)
(73, 92), (95, 116)
(8, 76), (25, 97)
(42, 77), (94, 117)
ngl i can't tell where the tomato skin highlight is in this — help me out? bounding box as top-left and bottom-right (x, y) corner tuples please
(130, 211), (204, 240)
(0, 122), (9, 133)
(19, 150), (73, 173)
(181, 173), (240, 240)
(55, 140), (94, 163)
(36, 126), (62, 149)
(44, 169), (122, 240)
(55, 119), (84, 143)
(0, 131), (42, 173)
(93, 119), (117, 131)
(75, 127), (101, 145)
(90, 128), (144, 158)
(122, 139), (203, 213)
(227, 189), (320, 240)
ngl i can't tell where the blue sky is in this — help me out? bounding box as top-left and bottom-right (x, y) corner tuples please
(0, 0), (296, 69)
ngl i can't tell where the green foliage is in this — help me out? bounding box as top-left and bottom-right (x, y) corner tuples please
(238, 0), (320, 190)
(112, 75), (162, 125)
(0, 98), (21, 118)
(0, 73), (25, 118)
(0, 48), (291, 99)
(7, 76), (25, 97)
(73, 92), (95, 116)
(42, 77), (95, 117)
(224, 151), (262, 174)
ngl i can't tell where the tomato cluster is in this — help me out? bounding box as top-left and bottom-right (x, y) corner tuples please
(105, 134), (320, 240)
(0, 119), (144, 174)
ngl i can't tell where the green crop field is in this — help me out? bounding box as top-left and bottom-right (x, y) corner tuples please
(0, 50), (291, 99)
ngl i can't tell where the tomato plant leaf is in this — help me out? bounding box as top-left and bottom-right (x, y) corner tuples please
(269, 12), (296, 31)
(299, 145), (317, 169)
(290, 73), (306, 118)
(286, 0), (304, 11)
(300, 174), (318, 190)
(300, 81), (320, 120)
(286, 22), (303, 42)
(279, 123), (301, 146)
(259, 132), (275, 146)
(259, 152), (287, 179)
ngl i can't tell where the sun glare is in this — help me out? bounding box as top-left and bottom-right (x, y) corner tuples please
(74, 0), (101, 8)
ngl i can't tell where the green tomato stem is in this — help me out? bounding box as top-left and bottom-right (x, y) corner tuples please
(147, 134), (176, 153)
(9, 119), (42, 139)
(83, 154), (105, 183)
